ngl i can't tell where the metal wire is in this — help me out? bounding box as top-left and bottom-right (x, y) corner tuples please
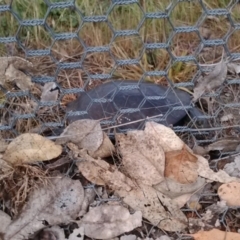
(0, 0), (239, 146)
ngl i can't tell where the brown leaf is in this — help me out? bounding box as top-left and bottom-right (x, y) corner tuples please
(0, 57), (33, 89)
(165, 146), (198, 184)
(3, 133), (62, 164)
(117, 184), (187, 232)
(56, 119), (103, 152)
(57, 119), (114, 158)
(116, 130), (165, 186)
(189, 229), (240, 240)
(77, 149), (135, 191)
(92, 132), (115, 158)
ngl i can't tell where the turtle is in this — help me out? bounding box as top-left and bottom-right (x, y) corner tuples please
(66, 80), (206, 133)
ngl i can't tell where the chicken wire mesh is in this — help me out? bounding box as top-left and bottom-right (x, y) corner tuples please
(0, 0), (240, 238)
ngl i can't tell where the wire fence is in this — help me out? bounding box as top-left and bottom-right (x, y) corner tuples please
(1, 1), (240, 238)
(0, 0), (240, 149)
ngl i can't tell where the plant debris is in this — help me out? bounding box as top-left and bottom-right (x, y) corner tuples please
(0, 56), (33, 91)
(193, 58), (228, 101)
(2, 177), (84, 240)
(1, 121), (240, 238)
(3, 133), (62, 164)
(78, 204), (142, 239)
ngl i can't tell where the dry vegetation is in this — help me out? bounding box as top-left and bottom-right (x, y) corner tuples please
(0, 0), (239, 135)
(1, 1), (240, 238)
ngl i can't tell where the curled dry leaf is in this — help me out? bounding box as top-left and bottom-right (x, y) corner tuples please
(41, 82), (59, 102)
(189, 228), (240, 240)
(77, 149), (136, 191)
(78, 205), (142, 239)
(117, 184), (187, 232)
(165, 146), (198, 184)
(218, 182), (240, 207)
(3, 177), (84, 240)
(116, 130), (165, 186)
(3, 133), (62, 164)
(56, 119), (114, 158)
(193, 59), (227, 101)
(91, 132), (115, 158)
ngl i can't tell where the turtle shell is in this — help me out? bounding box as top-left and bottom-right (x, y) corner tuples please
(66, 80), (193, 131)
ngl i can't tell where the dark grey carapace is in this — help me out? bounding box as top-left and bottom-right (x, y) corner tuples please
(66, 80), (203, 132)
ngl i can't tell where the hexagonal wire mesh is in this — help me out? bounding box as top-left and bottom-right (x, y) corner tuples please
(1, 0), (240, 236)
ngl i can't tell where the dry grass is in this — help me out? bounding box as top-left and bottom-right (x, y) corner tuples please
(0, 0), (240, 135)
(0, 162), (50, 215)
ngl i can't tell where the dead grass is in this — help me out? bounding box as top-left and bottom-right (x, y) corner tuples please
(0, 0), (240, 135)
(0, 163), (50, 215)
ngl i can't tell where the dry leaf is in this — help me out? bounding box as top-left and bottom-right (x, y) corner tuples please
(193, 59), (227, 101)
(92, 132), (115, 158)
(223, 155), (240, 178)
(3, 177), (84, 240)
(221, 113), (234, 122)
(78, 205), (142, 239)
(5, 64), (33, 91)
(0, 158), (12, 172)
(144, 122), (184, 152)
(3, 133), (62, 164)
(77, 149), (136, 191)
(206, 137), (240, 153)
(116, 130), (165, 186)
(196, 155), (240, 183)
(154, 176), (206, 198)
(0, 57), (33, 90)
(57, 119), (114, 158)
(79, 188), (96, 217)
(56, 119), (102, 151)
(117, 184), (187, 232)
(41, 82), (59, 102)
(189, 228), (240, 240)
(227, 62), (240, 75)
(218, 182), (240, 207)
(165, 146), (198, 184)
(0, 210), (11, 234)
